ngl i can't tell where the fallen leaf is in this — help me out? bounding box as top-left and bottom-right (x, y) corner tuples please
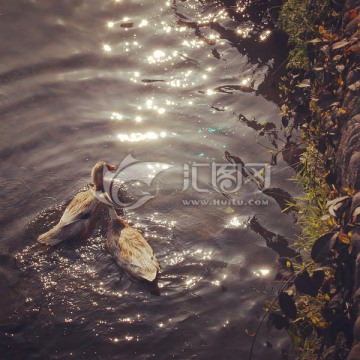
(338, 232), (351, 244)
(318, 25), (326, 36)
(244, 328), (255, 337)
(321, 45), (331, 57)
(348, 81), (360, 91)
(332, 40), (350, 50)
(326, 196), (350, 217)
(309, 38), (324, 44)
(275, 258), (294, 280)
(352, 207), (360, 223)
(297, 79), (311, 88)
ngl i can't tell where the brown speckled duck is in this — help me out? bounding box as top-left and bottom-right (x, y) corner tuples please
(37, 161), (116, 246)
(106, 207), (160, 282)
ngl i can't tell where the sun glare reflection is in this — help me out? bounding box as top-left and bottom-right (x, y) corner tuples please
(117, 131), (167, 142)
(241, 78), (251, 85)
(236, 24), (254, 38)
(103, 44), (112, 52)
(253, 268), (270, 277)
(111, 112), (123, 120)
(260, 30), (271, 41)
(147, 49), (169, 63)
(226, 216), (248, 229)
(139, 19), (148, 27)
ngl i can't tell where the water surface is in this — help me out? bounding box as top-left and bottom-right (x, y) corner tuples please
(0, 1), (299, 359)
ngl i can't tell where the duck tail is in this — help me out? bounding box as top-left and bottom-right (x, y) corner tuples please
(146, 276), (161, 296)
(37, 226), (63, 246)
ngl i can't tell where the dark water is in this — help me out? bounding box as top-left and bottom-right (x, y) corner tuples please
(0, 1), (300, 359)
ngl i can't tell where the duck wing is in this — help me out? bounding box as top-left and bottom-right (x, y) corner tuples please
(38, 220), (90, 246)
(59, 189), (98, 226)
(117, 227), (160, 282)
(37, 189), (100, 245)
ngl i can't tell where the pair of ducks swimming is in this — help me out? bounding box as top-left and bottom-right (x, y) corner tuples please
(37, 161), (160, 284)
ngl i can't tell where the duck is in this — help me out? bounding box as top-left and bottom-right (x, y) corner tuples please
(106, 207), (160, 283)
(37, 161), (117, 246)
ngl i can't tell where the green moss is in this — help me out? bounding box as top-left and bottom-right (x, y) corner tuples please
(279, 0), (332, 69)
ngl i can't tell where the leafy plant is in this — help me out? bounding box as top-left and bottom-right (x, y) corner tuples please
(279, 0), (333, 68)
(264, 193), (360, 360)
(286, 142), (333, 251)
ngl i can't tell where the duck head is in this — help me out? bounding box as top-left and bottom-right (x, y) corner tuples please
(91, 161), (117, 192)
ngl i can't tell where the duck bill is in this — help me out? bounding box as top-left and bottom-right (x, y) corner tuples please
(106, 164), (117, 171)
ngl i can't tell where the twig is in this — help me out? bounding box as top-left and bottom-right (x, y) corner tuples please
(248, 261), (315, 360)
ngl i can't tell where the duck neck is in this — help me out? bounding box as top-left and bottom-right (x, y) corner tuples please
(108, 207), (118, 220)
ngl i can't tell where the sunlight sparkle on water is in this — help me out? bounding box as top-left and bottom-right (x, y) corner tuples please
(209, 34), (218, 40)
(260, 30), (271, 41)
(253, 268), (270, 277)
(182, 39), (205, 48)
(226, 216), (248, 228)
(169, 79), (182, 87)
(103, 44), (112, 52)
(147, 49), (172, 64)
(111, 112), (123, 120)
(185, 276), (201, 289)
(139, 19), (148, 27)
(117, 131), (167, 142)
(107, 21), (114, 28)
(163, 25), (172, 33)
(154, 50), (165, 58)
(236, 25), (254, 38)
